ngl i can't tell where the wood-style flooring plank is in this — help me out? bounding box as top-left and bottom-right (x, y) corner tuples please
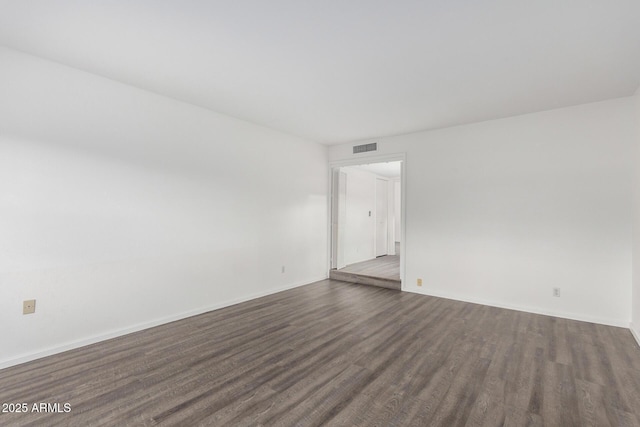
(338, 255), (400, 281)
(1, 279), (639, 426)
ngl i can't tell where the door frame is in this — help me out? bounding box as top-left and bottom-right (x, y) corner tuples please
(327, 152), (406, 289)
(331, 170), (347, 269)
(375, 177), (389, 257)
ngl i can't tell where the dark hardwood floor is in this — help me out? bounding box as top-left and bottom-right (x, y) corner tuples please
(329, 242), (401, 290)
(337, 254), (400, 281)
(1, 279), (640, 426)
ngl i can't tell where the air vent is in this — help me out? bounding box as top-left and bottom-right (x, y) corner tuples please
(353, 142), (377, 154)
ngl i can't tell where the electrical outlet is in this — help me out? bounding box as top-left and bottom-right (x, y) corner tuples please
(23, 299), (36, 314)
(281, 265), (285, 273)
(553, 287), (561, 297)
(417, 278), (423, 287)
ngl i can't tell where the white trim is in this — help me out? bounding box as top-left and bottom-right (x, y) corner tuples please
(329, 152), (406, 168)
(400, 156), (406, 289)
(631, 323), (640, 348)
(326, 167), (335, 273)
(328, 152), (407, 286)
(406, 287), (630, 328)
(0, 275), (327, 370)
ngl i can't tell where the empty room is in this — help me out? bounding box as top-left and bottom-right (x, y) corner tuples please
(1, 1), (640, 426)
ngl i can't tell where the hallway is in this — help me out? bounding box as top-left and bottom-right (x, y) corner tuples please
(330, 243), (401, 290)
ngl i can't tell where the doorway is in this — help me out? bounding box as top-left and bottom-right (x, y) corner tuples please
(329, 159), (403, 290)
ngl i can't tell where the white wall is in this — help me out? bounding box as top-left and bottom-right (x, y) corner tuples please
(330, 98), (635, 326)
(340, 166), (376, 265)
(632, 87), (640, 344)
(394, 179), (401, 242)
(386, 178), (397, 255)
(0, 47), (328, 368)
(338, 166), (399, 264)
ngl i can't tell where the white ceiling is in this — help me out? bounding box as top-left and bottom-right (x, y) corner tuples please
(1, 1), (639, 145)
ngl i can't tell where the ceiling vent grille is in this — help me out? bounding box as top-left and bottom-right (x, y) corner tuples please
(353, 142), (377, 154)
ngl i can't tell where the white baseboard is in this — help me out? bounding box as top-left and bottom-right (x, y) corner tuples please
(0, 275), (328, 370)
(404, 287), (629, 328)
(631, 323), (640, 348)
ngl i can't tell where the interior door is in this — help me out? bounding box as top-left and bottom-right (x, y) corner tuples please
(375, 178), (388, 257)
